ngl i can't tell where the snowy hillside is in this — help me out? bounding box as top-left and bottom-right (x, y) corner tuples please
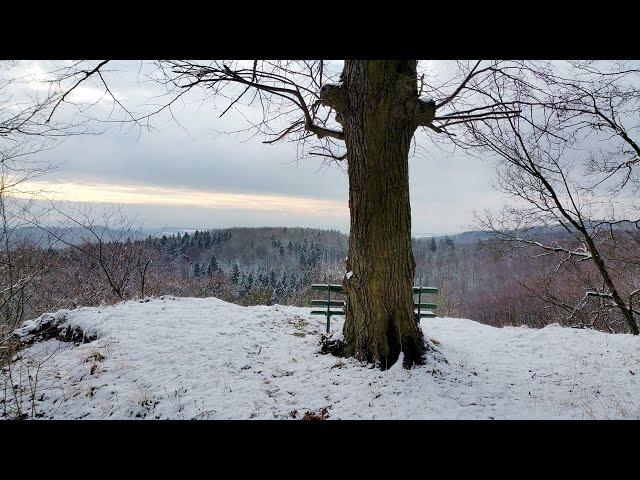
(2, 296), (639, 419)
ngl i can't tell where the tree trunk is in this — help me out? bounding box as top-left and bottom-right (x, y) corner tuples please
(337, 60), (427, 369)
(582, 233), (639, 334)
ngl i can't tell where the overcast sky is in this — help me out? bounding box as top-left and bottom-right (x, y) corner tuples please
(10, 61), (510, 235)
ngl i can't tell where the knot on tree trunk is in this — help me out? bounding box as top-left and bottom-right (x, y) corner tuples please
(320, 82), (347, 113)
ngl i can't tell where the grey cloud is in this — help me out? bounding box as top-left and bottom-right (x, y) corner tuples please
(26, 60), (510, 234)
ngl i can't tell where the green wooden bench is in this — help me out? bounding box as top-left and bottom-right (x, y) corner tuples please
(413, 286), (438, 320)
(310, 283), (438, 333)
(310, 284), (345, 333)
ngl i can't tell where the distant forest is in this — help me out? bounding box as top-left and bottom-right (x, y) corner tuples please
(5, 225), (636, 337)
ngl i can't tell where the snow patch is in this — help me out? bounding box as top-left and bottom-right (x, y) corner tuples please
(3, 297), (640, 420)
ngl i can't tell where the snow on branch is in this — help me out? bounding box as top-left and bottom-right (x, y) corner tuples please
(415, 96), (437, 128)
(319, 81), (347, 114)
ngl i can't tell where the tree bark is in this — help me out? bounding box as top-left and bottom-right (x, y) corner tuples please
(332, 60), (429, 368)
(582, 232), (639, 334)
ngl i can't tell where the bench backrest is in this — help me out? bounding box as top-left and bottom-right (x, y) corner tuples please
(311, 284), (344, 293)
(310, 283), (438, 332)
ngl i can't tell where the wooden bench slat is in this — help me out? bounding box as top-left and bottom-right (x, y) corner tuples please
(413, 287), (438, 294)
(311, 284), (344, 292)
(414, 302), (437, 309)
(311, 300), (346, 307)
(415, 312), (437, 318)
(310, 309), (345, 316)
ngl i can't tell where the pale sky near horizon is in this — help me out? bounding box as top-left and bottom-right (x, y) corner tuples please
(7, 60), (510, 235)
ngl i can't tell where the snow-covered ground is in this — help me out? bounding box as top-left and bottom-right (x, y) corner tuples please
(2, 296), (639, 419)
